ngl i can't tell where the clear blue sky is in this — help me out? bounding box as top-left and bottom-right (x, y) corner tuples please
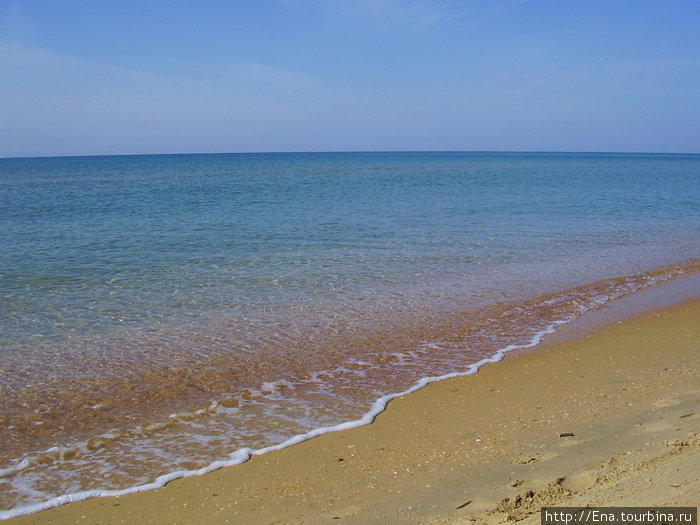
(1, 0), (698, 157)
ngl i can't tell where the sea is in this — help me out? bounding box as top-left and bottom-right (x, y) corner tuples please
(1, 151), (699, 518)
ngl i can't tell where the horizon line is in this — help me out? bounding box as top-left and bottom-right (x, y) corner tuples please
(2, 149), (699, 161)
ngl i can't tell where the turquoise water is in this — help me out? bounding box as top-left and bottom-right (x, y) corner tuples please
(1, 152), (699, 515)
(3, 152), (697, 346)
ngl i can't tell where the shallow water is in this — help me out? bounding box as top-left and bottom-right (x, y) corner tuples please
(1, 152), (699, 515)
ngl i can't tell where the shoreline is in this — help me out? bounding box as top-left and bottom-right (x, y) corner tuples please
(5, 276), (699, 523)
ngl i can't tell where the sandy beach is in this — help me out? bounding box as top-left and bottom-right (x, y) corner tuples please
(6, 286), (699, 524)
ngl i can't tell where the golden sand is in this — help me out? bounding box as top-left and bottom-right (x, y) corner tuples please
(7, 297), (699, 524)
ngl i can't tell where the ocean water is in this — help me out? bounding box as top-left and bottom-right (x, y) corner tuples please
(1, 151), (699, 517)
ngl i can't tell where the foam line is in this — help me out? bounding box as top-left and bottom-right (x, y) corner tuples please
(0, 320), (566, 521)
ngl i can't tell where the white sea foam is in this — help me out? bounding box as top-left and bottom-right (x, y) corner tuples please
(0, 319), (566, 521)
(260, 379), (296, 395)
(2, 267), (694, 520)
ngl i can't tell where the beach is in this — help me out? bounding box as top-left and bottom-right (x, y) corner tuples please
(7, 278), (698, 524)
(3, 0), (700, 520)
(4, 152), (699, 514)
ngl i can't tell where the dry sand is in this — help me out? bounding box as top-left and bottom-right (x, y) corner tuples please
(6, 294), (699, 524)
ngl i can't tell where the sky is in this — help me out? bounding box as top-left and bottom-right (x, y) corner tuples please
(1, 0), (698, 157)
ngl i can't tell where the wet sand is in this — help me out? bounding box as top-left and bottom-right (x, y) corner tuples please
(6, 294), (699, 524)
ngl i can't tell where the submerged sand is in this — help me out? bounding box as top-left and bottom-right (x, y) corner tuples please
(6, 295), (699, 524)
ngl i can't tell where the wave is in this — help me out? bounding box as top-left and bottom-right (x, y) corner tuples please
(1, 260), (699, 520)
